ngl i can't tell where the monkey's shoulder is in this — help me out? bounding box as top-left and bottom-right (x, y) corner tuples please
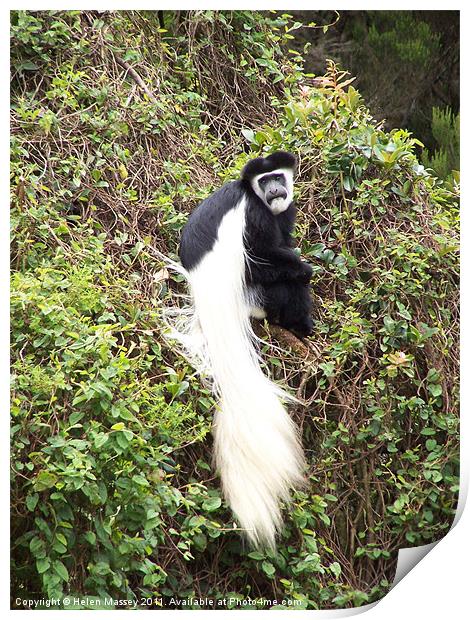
(179, 181), (246, 270)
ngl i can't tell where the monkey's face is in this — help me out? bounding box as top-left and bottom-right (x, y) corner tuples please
(251, 169), (294, 215)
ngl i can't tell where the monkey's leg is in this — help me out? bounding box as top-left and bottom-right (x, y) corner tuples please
(262, 281), (313, 337)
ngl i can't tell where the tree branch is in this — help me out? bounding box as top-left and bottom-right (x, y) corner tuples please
(112, 52), (158, 104)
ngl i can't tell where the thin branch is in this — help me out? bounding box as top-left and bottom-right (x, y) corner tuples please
(112, 52), (158, 104)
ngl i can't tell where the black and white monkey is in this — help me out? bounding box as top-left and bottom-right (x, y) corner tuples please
(175, 152), (312, 548)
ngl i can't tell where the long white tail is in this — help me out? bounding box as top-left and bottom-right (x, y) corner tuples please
(168, 197), (305, 548)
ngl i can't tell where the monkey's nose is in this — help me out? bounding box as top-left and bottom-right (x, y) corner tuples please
(267, 188), (287, 203)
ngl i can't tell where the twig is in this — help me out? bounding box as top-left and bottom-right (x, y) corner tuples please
(112, 52), (158, 103)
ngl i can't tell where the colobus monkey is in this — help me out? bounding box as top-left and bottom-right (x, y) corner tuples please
(176, 152), (312, 548)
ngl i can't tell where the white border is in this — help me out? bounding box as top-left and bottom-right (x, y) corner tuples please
(3, 3), (467, 617)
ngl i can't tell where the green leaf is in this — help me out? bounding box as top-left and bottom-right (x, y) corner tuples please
(254, 131), (268, 145)
(54, 560), (69, 581)
(421, 427), (436, 436)
(115, 432), (130, 450)
(241, 129), (255, 143)
(36, 558), (51, 574)
(26, 493), (39, 511)
(110, 422), (125, 431)
(84, 531), (96, 545)
(202, 496), (222, 512)
(261, 561), (275, 577)
(343, 175), (354, 192)
(192, 532), (207, 551)
(426, 368), (440, 383)
(397, 302), (412, 321)
(329, 561), (341, 578)
(30, 536), (45, 558)
(69, 411), (85, 425)
(21, 61), (39, 71)
(322, 249), (335, 264)
(34, 471), (58, 492)
(428, 383), (442, 398)
(319, 361), (335, 377)
(383, 315), (395, 333)
(307, 243), (326, 258)
(94, 433), (109, 448)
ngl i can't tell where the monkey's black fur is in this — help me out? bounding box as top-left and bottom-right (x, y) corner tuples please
(241, 151), (296, 181)
(179, 152), (313, 337)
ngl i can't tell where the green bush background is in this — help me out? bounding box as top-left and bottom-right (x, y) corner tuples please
(11, 10), (459, 610)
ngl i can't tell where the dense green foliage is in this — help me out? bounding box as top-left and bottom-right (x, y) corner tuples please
(291, 10), (459, 152)
(11, 10), (459, 610)
(422, 106), (460, 182)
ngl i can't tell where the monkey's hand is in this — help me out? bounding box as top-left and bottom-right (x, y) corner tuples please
(290, 315), (314, 338)
(297, 261), (313, 284)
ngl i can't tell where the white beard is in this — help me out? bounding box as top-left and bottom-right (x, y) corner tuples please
(269, 197), (289, 215)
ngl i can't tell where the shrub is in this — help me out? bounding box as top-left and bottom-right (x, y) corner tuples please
(422, 106), (460, 182)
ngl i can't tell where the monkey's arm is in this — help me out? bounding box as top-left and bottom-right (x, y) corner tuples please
(277, 204), (296, 247)
(247, 247), (312, 285)
(245, 202), (311, 285)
